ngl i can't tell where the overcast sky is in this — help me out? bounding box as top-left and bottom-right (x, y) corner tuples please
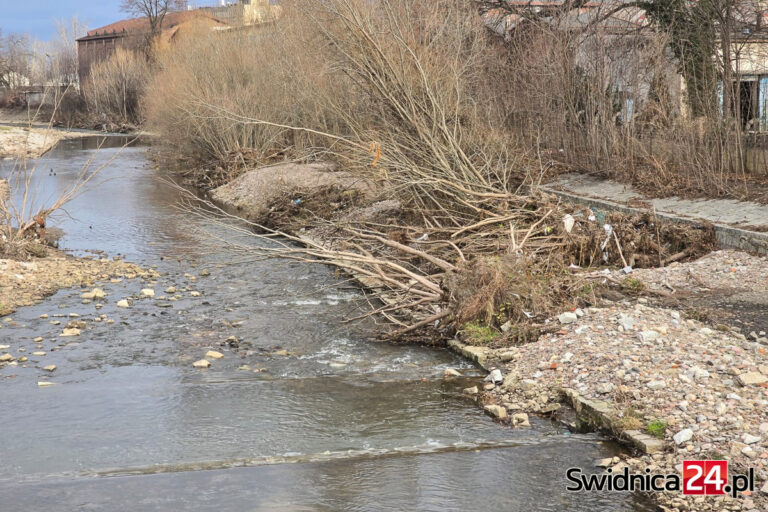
(0, 1), (123, 40)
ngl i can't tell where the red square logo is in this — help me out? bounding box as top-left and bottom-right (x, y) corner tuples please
(683, 460), (728, 495)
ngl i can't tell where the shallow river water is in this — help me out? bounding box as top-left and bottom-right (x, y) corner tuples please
(0, 137), (654, 511)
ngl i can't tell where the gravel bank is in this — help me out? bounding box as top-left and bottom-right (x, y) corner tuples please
(476, 250), (768, 511)
(0, 252), (156, 316)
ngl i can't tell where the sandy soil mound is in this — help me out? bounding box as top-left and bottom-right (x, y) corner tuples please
(0, 126), (67, 159)
(210, 161), (371, 223)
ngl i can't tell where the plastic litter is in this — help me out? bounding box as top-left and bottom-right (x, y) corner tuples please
(563, 214), (575, 233)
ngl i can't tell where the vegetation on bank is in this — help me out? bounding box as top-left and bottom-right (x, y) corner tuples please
(84, 48), (150, 127)
(160, 0), (717, 343)
(0, 0), (728, 339)
(4, 0), (764, 198)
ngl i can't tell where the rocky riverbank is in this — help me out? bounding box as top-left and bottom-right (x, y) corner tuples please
(0, 251), (156, 316)
(471, 250), (768, 511)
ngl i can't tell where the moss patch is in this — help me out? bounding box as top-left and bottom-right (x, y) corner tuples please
(646, 419), (668, 439)
(461, 322), (501, 345)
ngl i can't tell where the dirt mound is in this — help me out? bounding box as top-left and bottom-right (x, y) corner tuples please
(210, 162), (372, 224)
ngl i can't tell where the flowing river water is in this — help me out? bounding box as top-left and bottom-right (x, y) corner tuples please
(0, 137), (655, 511)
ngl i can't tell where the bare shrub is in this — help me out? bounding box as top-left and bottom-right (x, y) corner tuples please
(144, 0), (523, 199)
(143, 10), (356, 186)
(85, 48), (150, 126)
(0, 147), (110, 260)
(295, 0), (525, 222)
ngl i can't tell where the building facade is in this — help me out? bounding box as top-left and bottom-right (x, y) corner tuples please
(76, 1), (280, 84)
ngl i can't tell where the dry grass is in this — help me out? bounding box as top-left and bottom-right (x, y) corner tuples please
(143, 10), (356, 186)
(498, 15), (759, 200)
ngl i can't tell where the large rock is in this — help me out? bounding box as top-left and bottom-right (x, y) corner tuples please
(205, 350), (224, 360)
(499, 351), (516, 362)
(673, 428), (693, 445)
(743, 434), (761, 445)
(484, 369), (503, 384)
(558, 312), (578, 324)
(619, 314), (635, 331)
(484, 405), (507, 420)
(737, 372), (767, 386)
(637, 330), (659, 343)
(512, 412), (530, 427)
(81, 288), (106, 300)
(596, 383), (614, 394)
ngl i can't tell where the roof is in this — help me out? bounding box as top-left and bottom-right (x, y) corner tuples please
(77, 10), (227, 41)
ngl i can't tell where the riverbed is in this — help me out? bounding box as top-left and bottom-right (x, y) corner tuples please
(0, 137), (655, 511)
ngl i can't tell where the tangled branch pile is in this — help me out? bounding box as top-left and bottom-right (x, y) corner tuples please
(178, 0), (716, 343)
(195, 186), (714, 344)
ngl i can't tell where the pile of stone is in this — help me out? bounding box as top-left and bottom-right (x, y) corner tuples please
(473, 253), (768, 511)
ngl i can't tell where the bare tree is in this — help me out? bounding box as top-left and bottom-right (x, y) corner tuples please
(119, 0), (186, 39)
(25, 18), (87, 88)
(0, 31), (32, 89)
(51, 18), (87, 86)
(0, 28), (6, 88)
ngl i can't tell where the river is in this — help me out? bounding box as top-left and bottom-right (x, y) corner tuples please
(0, 137), (654, 511)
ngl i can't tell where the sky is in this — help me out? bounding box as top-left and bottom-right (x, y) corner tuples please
(0, 1), (124, 41)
